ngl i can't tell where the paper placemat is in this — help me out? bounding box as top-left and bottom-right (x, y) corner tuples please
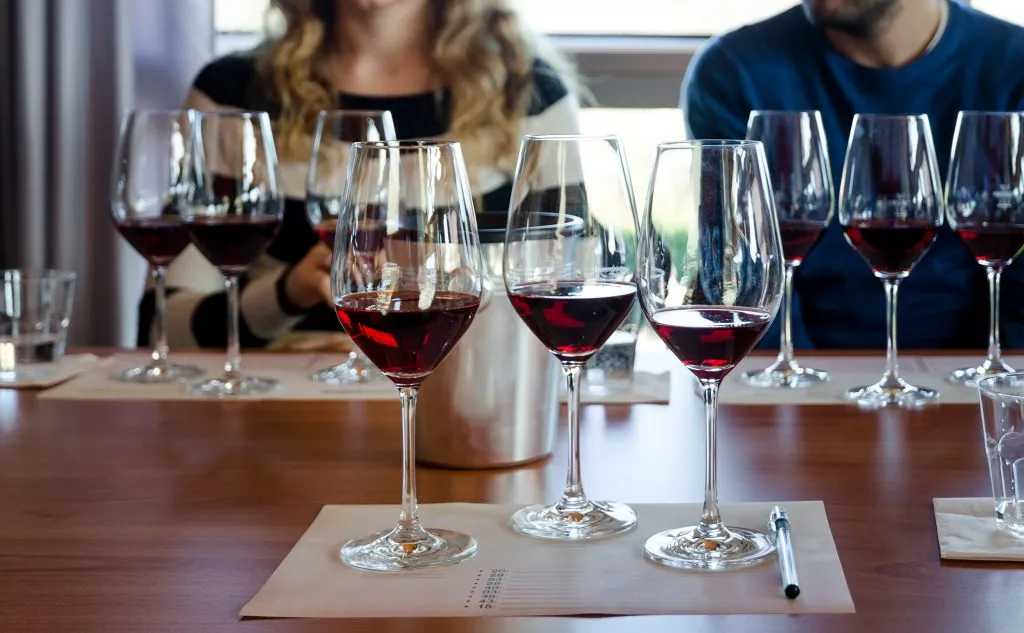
(713, 355), (978, 406)
(933, 497), (1024, 561)
(0, 354), (100, 389)
(37, 353), (396, 401)
(578, 371), (669, 405)
(241, 501), (853, 618)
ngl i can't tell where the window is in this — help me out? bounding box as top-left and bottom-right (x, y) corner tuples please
(971, 0), (1024, 24)
(213, 0), (797, 37)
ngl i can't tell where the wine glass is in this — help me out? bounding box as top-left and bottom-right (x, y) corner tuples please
(741, 110), (834, 388)
(333, 141), (483, 571)
(110, 110), (205, 383)
(839, 114), (944, 408)
(180, 111), (284, 397)
(946, 111), (1024, 385)
(638, 140), (784, 570)
(503, 134), (639, 540)
(307, 109), (396, 385)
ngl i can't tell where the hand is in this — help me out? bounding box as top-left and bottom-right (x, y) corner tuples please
(283, 243), (333, 310)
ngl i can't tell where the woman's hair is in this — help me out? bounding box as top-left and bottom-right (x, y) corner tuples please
(260, 0), (576, 180)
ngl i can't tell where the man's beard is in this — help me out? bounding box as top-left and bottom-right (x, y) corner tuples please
(802, 0), (902, 37)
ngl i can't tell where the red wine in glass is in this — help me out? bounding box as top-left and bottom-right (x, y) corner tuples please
(315, 218), (337, 247)
(778, 220), (827, 264)
(650, 306), (772, 381)
(335, 290), (479, 386)
(508, 280), (636, 362)
(116, 215), (191, 267)
(182, 215), (281, 274)
(957, 224), (1024, 266)
(842, 219), (938, 276)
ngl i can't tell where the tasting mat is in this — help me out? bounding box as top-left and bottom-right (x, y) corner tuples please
(933, 497), (1024, 562)
(0, 354), (100, 389)
(36, 353), (396, 402)
(707, 355), (990, 406)
(241, 501), (854, 619)
(35, 352), (670, 405)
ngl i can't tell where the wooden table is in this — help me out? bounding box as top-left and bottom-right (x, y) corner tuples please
(0, 352), (1021, 631)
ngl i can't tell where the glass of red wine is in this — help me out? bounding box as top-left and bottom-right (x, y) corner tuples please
(333, 140), (483, 571)
(307, 109), (396, 385)
(741, 110), (834, 388)
(945, 111), (1024, 385)
(110, 109), (204, 383)
(181, 111), (284, 397)
(503, 134), (639, 540)
(840, 114), (943, 408)
(638, 140), (783, 569)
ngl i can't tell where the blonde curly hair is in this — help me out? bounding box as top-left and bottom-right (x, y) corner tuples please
(260, 0), (576, 180)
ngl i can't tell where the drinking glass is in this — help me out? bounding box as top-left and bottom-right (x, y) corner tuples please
(946, 111), (1024, 385)
(110, 109), (204, 383)
(977, 373), (1024, 539)
(306, 109), (396, 385)
(181, 111), (284, 397)
(333, 141), (483, 571)
(741, 110), (834, 388)
(504, 134), (640, 540)
(638, 140), (784, 570)
(839, 114), (943, 409)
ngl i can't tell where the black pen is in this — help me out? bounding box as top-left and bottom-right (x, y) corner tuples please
(770, 506), (800, 599)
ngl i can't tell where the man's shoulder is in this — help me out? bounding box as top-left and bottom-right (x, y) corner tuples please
(957, 0), (1024, 41)
(699, 5), (812, 64)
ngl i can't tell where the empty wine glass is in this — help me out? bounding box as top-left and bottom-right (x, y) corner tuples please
(839, 114), (943, 408)
(307, 109), (396, 385)
(946, 111), (1024, 385)
(333, 141), (483, 571)
(110, 109), (204, 383)
(181, 111), (284, 397)
(504, 134), (639, 540)
(638, 140), (784, 570)
(741, 110), (834, 388)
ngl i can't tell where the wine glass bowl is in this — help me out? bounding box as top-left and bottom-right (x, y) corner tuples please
(740, 110), (834, 389)
(945, 111), (1024, 385)
(307, 109), (396, 385)
(839, 113), (944, 408)
(503, 134), (640, 540)
(110, 109), (204, 384)
(181, 111), (284, 397)
(333, 140), (483, 571)
(638, 140), (783, 570)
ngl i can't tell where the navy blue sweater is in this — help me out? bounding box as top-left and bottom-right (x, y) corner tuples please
(683, 1), (1024, 349)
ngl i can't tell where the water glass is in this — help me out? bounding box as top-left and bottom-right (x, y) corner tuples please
(977, 373), (1024, 539)
(0, 270), (77, 381)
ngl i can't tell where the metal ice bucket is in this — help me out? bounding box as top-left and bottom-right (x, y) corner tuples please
(416, 214), (561, 469)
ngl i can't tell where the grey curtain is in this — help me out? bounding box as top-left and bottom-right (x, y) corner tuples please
(0, 0), (213, 346)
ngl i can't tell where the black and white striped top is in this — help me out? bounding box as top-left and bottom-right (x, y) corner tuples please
(145, 52), (580, 349)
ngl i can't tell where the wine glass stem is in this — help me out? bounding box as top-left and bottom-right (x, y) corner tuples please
(224, 275), (242, 378)
(777, 264), (796, 364)
(699, 380), (726, 537)
(396, 385), (427, 538)
(559, 362), (587, 511)
(883, 278), (900, 381)
(151, 266), (170, 367)
(986, 266), (1003, 363)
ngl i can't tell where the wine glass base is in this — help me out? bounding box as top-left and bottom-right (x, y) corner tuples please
(845, 377), (939, 409)
(643, 524), (776, 571)
(340, 527), (477, 572)
(741, 361), (830, 388)
(947, 359), (1016, 386)
(186, 375), (279, 397)
(311, 362), (381, 385)
(510, 500), (637, 540)
(112, 362), (204, 384)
